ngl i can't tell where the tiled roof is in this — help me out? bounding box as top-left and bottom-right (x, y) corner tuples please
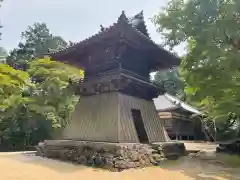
(129, 10), (150, 37)
(50, 11), (179, 65)
(154, 93), (201, 114)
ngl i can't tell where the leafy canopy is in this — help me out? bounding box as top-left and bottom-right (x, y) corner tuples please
(0, 63), (30, 111)
(154, 68), (184, 97)
(0, 19), (82, 150)
(153, 0), (240, 118)
(0, 57), (83, 150)
(7, 23), (67, 70)
(27, 57), (84, 128)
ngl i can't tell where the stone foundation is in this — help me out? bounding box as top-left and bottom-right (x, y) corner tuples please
(36, 140), (186, 171)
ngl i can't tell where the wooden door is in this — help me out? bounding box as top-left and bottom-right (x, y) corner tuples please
(131, 109), (149, 143)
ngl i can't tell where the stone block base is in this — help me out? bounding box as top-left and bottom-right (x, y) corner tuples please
(36, 140), (186, 171)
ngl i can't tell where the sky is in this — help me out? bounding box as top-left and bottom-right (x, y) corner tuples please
(0, 0), (184, 55)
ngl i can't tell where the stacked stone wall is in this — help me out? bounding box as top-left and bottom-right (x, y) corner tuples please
(36, 140), (186, 171)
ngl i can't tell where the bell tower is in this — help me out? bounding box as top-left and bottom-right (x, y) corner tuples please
(51, 11), (179, 143)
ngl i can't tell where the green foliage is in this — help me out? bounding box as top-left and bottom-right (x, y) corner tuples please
(153, 0), (240, 140)
(0, 64), (30, 101)
(0, 58), (83, 150)
(154, 68), (184, 97)
(27, 57), (83, 128)
(0, 64), (38, 150)
(0, 20), (81, 150)
(0, 16), (82, 149)
(6, 23), (67, 70)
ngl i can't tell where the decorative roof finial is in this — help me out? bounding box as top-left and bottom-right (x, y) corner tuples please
(118, 10), (128, 23)
(129, 10), (149, 37)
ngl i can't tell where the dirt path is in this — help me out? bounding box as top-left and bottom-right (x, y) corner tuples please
(0, 152), (239, 180)
(183, 141), (217, 152)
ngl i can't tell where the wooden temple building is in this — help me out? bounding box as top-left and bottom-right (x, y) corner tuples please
(50, 11), (179, 143)
(154, 93), (206, 141)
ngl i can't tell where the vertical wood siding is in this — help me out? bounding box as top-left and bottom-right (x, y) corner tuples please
(62, 92), (168, 143)
(63, 92), (119, 142)
(118, 93), (168, 142)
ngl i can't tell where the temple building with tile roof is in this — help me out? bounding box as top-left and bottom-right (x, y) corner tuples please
(154, 93), (206, 141)
(50, 11), (179, 143)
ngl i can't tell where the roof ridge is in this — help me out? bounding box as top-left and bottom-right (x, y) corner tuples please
(50, 11), (179, 66)
(50, 14), (123, 56)
(50, 11), (153, 56)
(128, 10), (150, 37)
(164, 93), (201, 114)
(125, 17), (179, 62)
(163, 93), (179, 107)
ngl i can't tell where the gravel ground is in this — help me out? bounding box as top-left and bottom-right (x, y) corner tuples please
(183, 141), (218, 152)
(0, 152), (239, 180)
(0, 142), (239, 180)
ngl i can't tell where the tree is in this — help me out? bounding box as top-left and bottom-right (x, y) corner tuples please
(153, 0), (240, 140)
(0, 64), (35, 150)
(154, 68), (184, 97)
(0, 63), (30, 106)
(0, 57), (83, 150)
(2, 21), (82, 149)
(6, 23), (67, 70)
(27, 57), (84, 128)
(153, 0), (240, 113)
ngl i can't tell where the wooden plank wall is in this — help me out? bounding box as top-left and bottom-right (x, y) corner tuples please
(62, 92), (168, 143)
(158, 112), (191, 121)
(63, 92), (119, 142)
(118, 93), (167, 142)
